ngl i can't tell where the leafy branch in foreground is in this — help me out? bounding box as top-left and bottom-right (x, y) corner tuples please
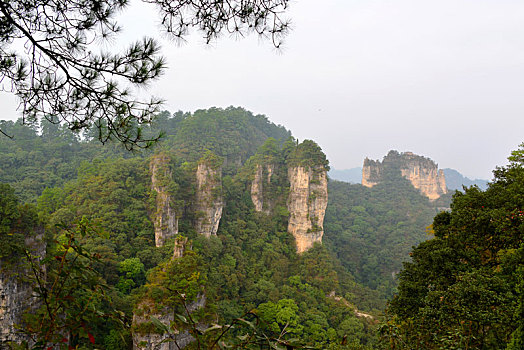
(14, 218), (126, 349)
(0, 0), (291, 149)
(379, 144), (524, 349)
(147, 293), (310, 350)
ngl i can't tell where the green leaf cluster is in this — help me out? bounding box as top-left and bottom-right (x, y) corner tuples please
(381, 149), (524, 349)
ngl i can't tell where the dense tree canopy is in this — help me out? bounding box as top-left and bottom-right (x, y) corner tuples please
(0, 109), (382, 348)
(0, 0), (291, 148)
(324, 171), (450, 306)
(381, 145), (524, 349)
(0, 107), (291, 202)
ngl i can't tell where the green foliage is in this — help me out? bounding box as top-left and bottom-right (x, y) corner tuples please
(20, 218), (125, 349)
(145, 250), (206, 308)
(324, 179), (444, 305)
(258, 299), (302, 336)
(286, 139), (330, 171)
(167, 107), (291, 173)
(0, 183), (21, 236)
(198, 150), (224, 169)
(55, 158), (160, 268)
(0, 119), (135, 203)
(117, 258), (146, 294)
(0, 183), (39, 260)
(381, 149), (524, 349)
(1, 109), (382, 348)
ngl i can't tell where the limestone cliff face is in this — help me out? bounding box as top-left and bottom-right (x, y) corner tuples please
(250, 163), (275, 214)
(287, 166), (328, 254)
(0, 270), (33, 345)
(132, 296), (205, 350)
(362, 151), (448, 200)
(150, 154), (178, 247)
(400, 165), (447, 201)
(361, 158), (381, 188)
(0, 233), (45, 345)
(194, 163), (223, 237)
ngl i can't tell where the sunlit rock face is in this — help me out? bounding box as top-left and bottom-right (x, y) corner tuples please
(287, 166), (328, 254)
(0, 233), (45, 346)
(361, 158), (381, 188)
(362, 151), (448, 200)
(150, 154), (178, 247)
(250, 163), (275, 214)
(194, 162), (223, 237)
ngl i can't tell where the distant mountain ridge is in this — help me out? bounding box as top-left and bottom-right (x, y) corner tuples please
(328, 167), (362, 183)
(330, 166), (489, 191)
(443, 168), (488, 191)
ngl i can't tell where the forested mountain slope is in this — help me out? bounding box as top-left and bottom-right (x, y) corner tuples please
(0, 107), (290, 202)
(8, 107), (502, 349)
(1, 108), (380, 349)
(382, 147), (524, 349)
(324, 177), (451, 304)
(443, 168), (489, 191)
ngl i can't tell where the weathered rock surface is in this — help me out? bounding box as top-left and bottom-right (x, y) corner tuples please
(0, 233), (45, 347)
(132, 296), (205, 350)
(361, 159), (381, 188)
(250, 163), (275, 214)
(173, 236), (189, 259)
(362, 151), (448, 200)
(150, 154), (178, 247)
(194, 163), (223, 237)
(287, 166), (328, 253)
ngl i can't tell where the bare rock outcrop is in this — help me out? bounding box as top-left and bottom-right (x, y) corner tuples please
(361, 159), (381, 188)
(250, 163), (275, 214)
(132, 297), (205, 350)
(287, 166), (328, 254)
(362, 151), (447, 200)
(150, 154), (178, 247)
(194, 162), (223, 237)
(0, 233), (45, 346)
(400, 162), (447, 201)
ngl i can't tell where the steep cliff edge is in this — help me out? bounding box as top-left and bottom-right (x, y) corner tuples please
(150, 154), (178, 247)
(362, 151), (447, 200)
(194, 155), (223, 237)
(287, 166), (328, 253)
(361, 159), (381, 188)
(247, 139), (330, 253)
(0, 233), (45, 346)
(250, 163), (276, 214)
(285, 140), (329, 253)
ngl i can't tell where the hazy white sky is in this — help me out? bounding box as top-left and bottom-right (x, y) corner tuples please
(2, 0), (524, 179)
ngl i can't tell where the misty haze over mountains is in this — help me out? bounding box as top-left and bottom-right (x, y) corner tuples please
(329, 165), (489, 191)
